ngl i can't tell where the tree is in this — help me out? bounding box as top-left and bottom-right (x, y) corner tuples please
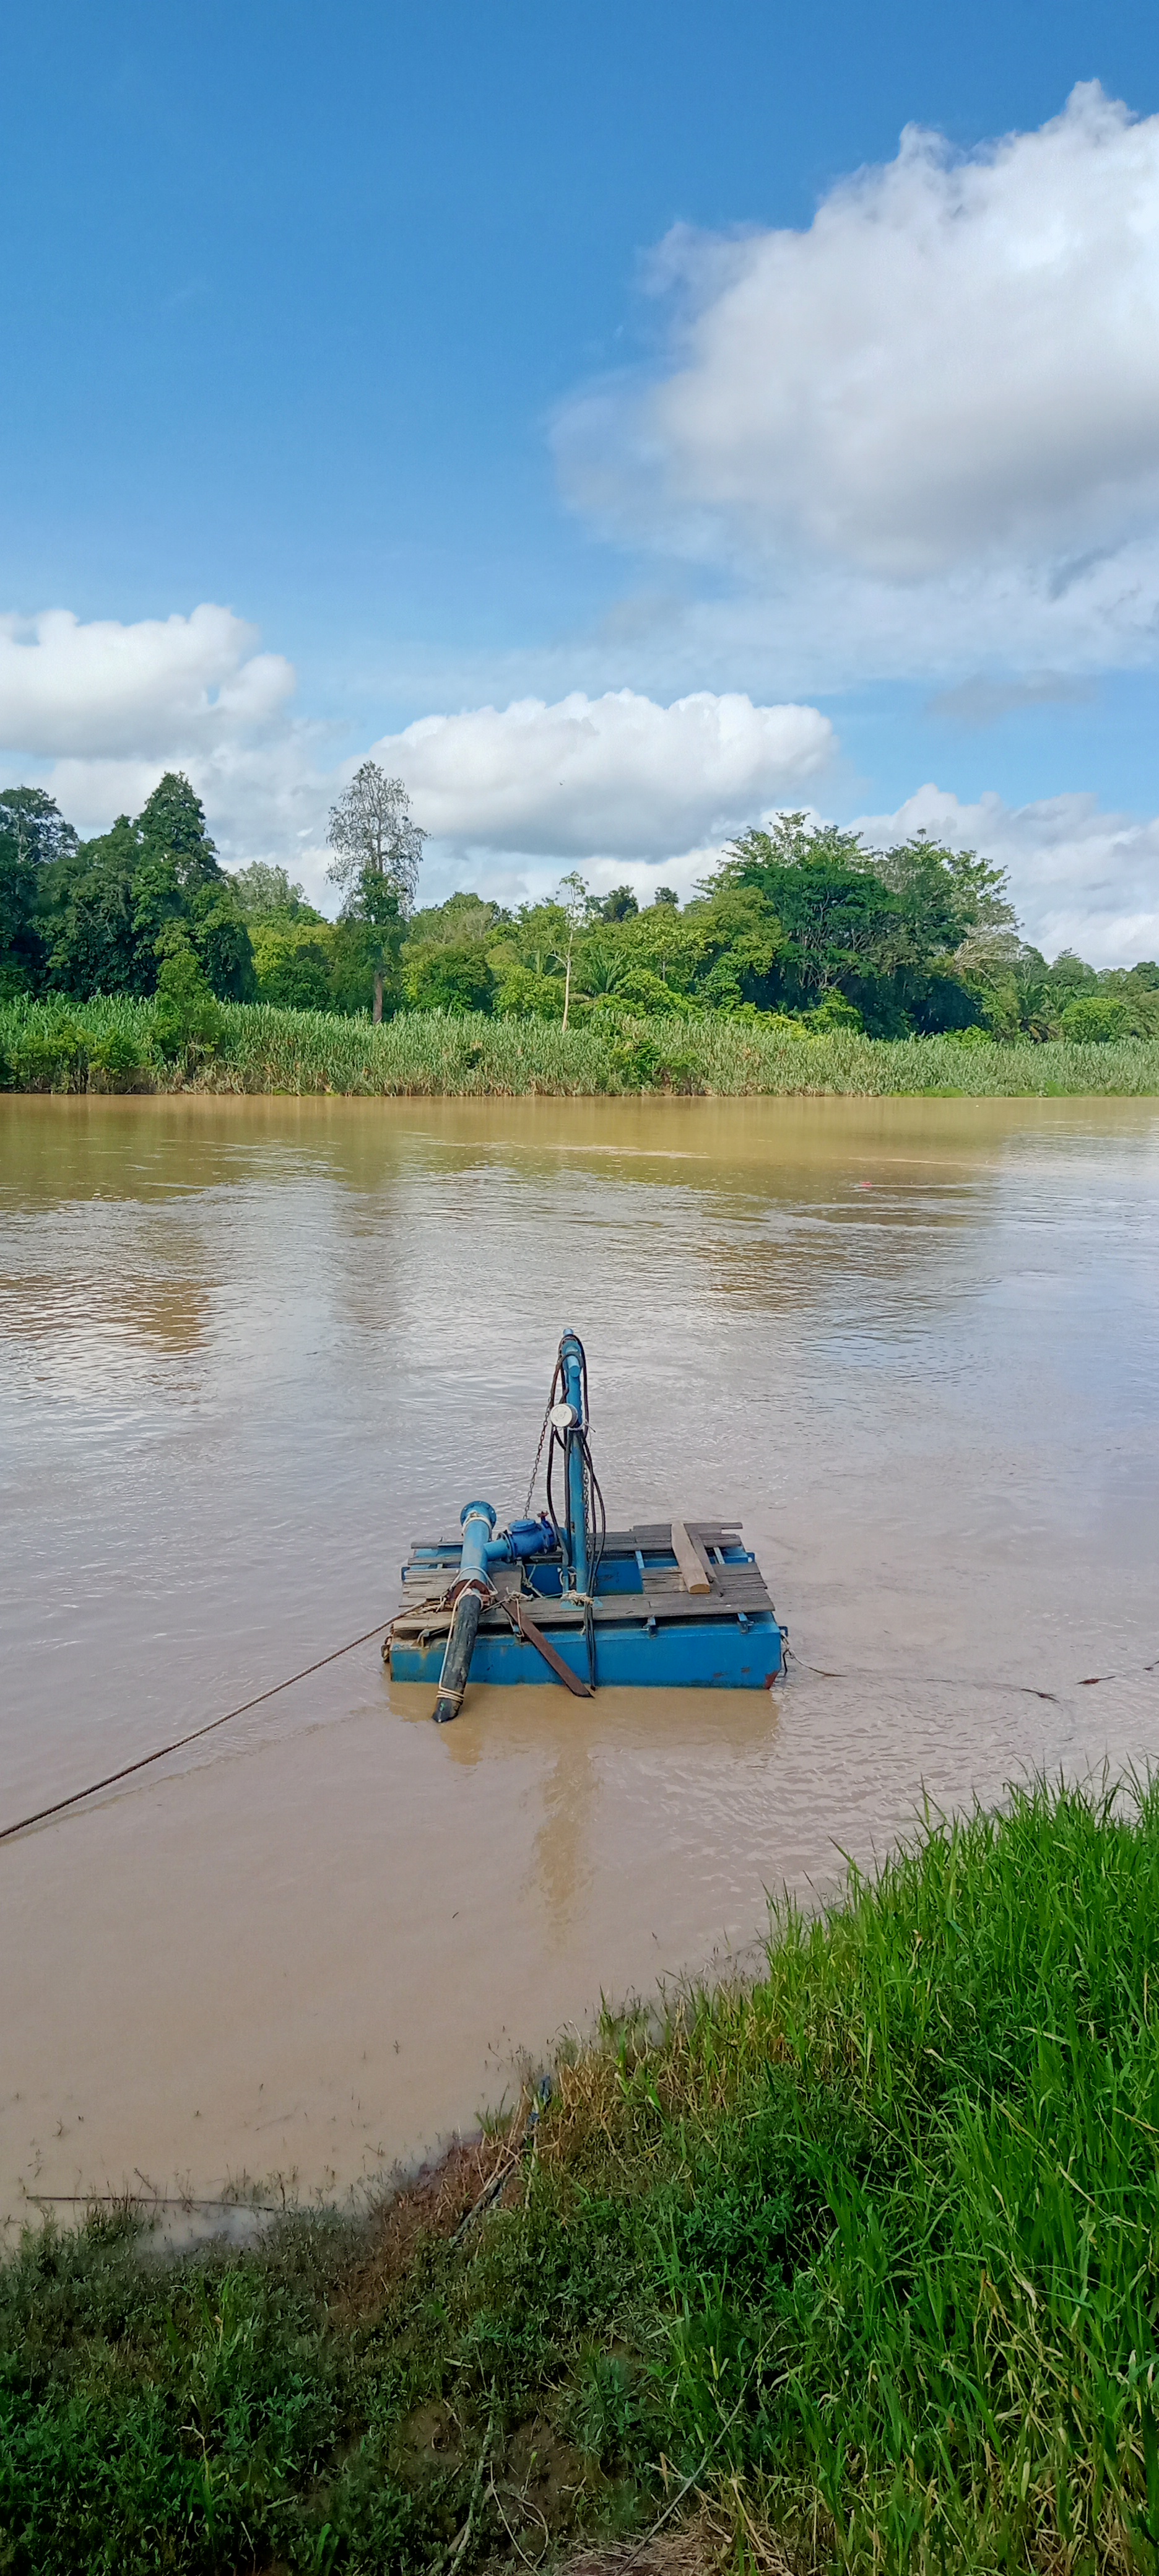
(229, 862), (321, 923)
(256, 939), (334, 1011)
(598, 885), (638, 921)
(137, 773), (220, 876)
(653, 886), (679, 908)
(0, 788), (77, 990)
(131, 776), (254, 998)
(406, 892), (507, 947)
(46, 818), (146, 996)
(336, 868), (403, 1023)
(872, 837), (1015, 954)
(0, 785), (76, 869)
(185, 883), (258, 999)
(326, 765), (425, 915)
(553, 871), (593, 1032)
(404, 941), (496, 1013)
(152, 934), (224, 1060)
(38, 772), (254, 1001)
(1061, 994), (1131, 1043)
(724, 819), (899, 1019)
(685, 884), (782, 1005)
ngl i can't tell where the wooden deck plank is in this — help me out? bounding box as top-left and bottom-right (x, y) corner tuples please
(670, 1520), (713, 1593)
(392, 1582), (777, 1638)
(412, 1524), (745, 1557)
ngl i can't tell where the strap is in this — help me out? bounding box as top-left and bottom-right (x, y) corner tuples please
(513, 1596), (593, 1696)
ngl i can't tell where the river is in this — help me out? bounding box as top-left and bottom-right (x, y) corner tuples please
(1, 1093), (1157, 2236)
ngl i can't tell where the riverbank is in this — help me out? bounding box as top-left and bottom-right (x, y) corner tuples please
(4, 1776), (1157, 2574)
(3, 994), (1159, 1095)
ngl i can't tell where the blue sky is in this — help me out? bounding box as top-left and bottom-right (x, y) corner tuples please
(4, 0), (1159, 957)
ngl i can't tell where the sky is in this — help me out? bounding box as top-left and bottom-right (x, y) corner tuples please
(4, 0), (1159, 961)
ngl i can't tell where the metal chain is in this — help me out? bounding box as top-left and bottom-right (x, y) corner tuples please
(522, 1402), (553, 1519)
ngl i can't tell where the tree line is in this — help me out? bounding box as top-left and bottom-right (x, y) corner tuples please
(2, 764), (1157, 1043)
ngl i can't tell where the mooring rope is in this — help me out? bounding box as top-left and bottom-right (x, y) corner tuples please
(0, 1619), (389, 1848)
(7, 1625), (1153, 1854)
(784, 1645), (1159, 1699)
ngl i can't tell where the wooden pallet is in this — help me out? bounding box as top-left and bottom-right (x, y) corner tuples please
(392, 1522), (774, 1640)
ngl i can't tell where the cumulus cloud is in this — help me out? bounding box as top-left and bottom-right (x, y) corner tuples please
(557, 85), (1159, 679)
(0, 601), (328, 882)
(0, 604), (295, 759)
(0, 609), (834, 900)
(7, 607), (1153, 967)
(854, 784), (1159, 965)
(369, 687), (832, 859)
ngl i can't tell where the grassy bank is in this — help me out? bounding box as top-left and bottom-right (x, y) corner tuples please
(3, 993), (1159, 1096)
(5, 1776), (1159, 2574)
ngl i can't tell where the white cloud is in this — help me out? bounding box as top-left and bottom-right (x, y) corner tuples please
(854, 785), (1159, 965)
(6, 604), (1154, 967)
(0, 608), (833, 902)
(480, 788), (1159, 964)
(0, 601), (330, 887)
(369, 687), (833, 859)
(557, 84), (1159, 680)
(40, 736), (331, 875)
(0, 604), (294, 758)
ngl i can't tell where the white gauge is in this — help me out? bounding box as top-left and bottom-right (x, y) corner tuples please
(549, 1401), (577, 1429)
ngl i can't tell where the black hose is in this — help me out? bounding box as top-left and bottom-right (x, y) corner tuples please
(432, 1585), (487, 1724)
(542, 1338), (604, 1687)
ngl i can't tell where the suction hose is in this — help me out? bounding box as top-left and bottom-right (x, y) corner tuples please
(432, 1501), (496, 1724)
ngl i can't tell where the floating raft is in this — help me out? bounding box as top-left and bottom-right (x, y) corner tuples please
(387, 1329), (784, 1717)
(389, 1520), (783, 1695)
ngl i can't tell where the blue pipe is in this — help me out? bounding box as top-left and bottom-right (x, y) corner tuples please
(559, 1329), (589, 1596)
(432, 1499), (495, 1724)
(432, 1505), (557, 1722)
(487, 1515), (557, 1564)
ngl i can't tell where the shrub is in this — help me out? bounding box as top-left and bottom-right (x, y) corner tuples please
(601, 965), (693, 1016)
(88, 1029), (146, 1091)
(609, 1032), (662, 1089)
(609, 1030), (702, 1091)
(256, 941), (334, 1012)
(11, 1020), (90, 1090)
(404, 942), (496, 1014)
(807, 991), (863, 1031)
(1061, 993), (1132, 1043)
(151, 946), (225, 1060)
(493, 964), (566, 1018)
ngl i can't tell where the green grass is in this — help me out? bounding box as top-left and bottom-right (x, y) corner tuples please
(5, 1776), (1159, 2572)
(2, 992), (1159, 1095)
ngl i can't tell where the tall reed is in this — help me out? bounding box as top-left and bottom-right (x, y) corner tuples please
(2, 993), (1158, 1095)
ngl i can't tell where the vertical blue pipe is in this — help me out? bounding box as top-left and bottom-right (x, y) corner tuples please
(559, 1330), (589, 1596)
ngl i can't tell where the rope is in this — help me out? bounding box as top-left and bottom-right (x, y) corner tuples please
(0, 1619), (389, 1848)
(784, 1645), (1159, 1700)
(383, 1574), (501, 1654)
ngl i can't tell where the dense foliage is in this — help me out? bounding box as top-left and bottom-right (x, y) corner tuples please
(2, 778), (1157, 1043)
(2, 990), (1158, 1098)
(4, 1778), (1159, 2572)
(0, 776), (254, 1010)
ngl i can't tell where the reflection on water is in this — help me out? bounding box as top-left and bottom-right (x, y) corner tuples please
(1, 1094), (1158, 2230)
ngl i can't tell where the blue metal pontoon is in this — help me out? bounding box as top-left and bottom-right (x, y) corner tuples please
(387, 1332), (784, 1720)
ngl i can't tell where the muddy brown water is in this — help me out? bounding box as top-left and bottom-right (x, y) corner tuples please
(1, 1093), (1157, 2238)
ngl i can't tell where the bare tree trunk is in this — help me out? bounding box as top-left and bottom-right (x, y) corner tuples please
(562, 951), (571, 1032)
(373, 972), (383, 1024)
